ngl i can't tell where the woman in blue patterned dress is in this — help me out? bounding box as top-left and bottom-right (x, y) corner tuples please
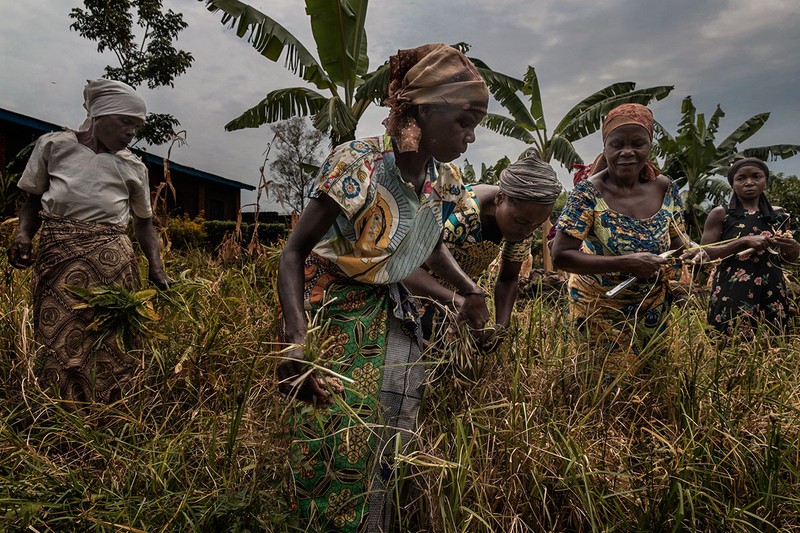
(552, 104), (703, 372)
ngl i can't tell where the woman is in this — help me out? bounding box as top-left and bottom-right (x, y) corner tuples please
(404, 153), (561, 345)
(276, 44), (490, 531)
(7, 79), (168, 404)
(701, 157), (799, 332)
(551, 103), (701, 371)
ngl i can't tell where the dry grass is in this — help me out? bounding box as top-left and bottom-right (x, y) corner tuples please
(2, 243), (800, 532)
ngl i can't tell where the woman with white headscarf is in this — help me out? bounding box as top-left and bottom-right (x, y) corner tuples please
(7, 79), (169, 405)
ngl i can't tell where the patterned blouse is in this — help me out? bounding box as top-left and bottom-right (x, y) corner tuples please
(442, 185), (532, 278)
(309, 133), (468, 284)
(556, 179), (686, 318)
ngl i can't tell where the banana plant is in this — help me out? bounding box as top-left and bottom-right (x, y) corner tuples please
(481, 65), (673, 169)
(654, 96), (800, 236)
(202, 1), (522, 145)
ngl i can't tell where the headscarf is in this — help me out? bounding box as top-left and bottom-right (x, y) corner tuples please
(78, 79), (147, 131)
(588, 103), (660, 182)
(383, 43), (489, 153)
(726, 157), (776, 222)
(499, 151), (562, 204)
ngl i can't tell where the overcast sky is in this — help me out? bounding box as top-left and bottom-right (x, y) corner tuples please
(2, 0), (798, 213)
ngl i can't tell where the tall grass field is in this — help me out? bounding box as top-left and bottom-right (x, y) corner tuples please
(2, 232), (800, 532)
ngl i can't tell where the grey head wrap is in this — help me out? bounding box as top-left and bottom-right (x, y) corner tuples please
(498, 152), (562, 204)
(78, 79), (147, 131)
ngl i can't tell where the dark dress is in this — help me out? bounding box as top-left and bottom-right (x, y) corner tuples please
(708, 208), (790, 331)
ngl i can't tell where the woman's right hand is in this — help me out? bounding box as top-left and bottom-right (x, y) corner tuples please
(7, 235), (34, 269)
(623, 252), (669, 279)
(276, 345), (331, 406)
(739, 234), (772, 252)
(456, 292), (490, 332)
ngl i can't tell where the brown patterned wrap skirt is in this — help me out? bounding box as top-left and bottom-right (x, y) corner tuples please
(32, 212), (140, 403)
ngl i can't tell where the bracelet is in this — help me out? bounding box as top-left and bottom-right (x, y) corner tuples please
(459, 289), (486, 298)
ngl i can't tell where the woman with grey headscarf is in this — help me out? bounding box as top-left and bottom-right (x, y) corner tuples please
(405, 152), (562, 348)
(7, 78), (169, 405)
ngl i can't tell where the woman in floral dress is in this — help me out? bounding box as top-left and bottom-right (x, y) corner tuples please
(701, 157), (799, 332)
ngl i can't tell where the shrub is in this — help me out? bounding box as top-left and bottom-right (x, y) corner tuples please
(167, 213), (207, 250)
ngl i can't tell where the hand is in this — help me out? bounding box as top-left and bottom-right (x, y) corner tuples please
(480, 323), (509, 353)
(276, 345), (332, 406)
(679, 247), (710, 265)
(624, 252), (669, 279)
(774, 236), (800, 258)
(455, 291), (490, 342)
(148, 266), (171, 290)
(7, 236), (34, 269)
(740, 234), (772, 252)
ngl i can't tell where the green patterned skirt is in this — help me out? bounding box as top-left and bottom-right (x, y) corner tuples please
(288, 253), (424, 532)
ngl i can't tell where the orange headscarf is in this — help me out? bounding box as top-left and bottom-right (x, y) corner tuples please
(383, 44), (489, 153)
(589, 103), (660, 181)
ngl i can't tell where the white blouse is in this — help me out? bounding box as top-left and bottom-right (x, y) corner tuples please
(17, 130), (152, 225)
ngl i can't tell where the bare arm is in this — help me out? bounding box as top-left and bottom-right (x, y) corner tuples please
(403, 267), (463, 312)
(700, 206), (772, 260)
(133, 215), (169, 289)
(551, 230), (667, 279)
(276, 194), (342, 404)
(494, 258), (522, 328)
(7, 194), (43, 269)
(425, 238), (489, 330)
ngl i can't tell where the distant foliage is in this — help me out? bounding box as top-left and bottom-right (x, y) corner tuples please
(69, 0), (194, 145)
(168, 213), (207, 249)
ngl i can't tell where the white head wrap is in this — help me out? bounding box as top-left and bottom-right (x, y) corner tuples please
(78, 79), (147, 131)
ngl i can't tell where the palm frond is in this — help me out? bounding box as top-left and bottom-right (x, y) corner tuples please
(743, 144), (800, 161)
(312, 94), (358, 141)
(553, 82), (636, 133)
(305, 0), (369, 92)
(559, 86), (674, 141)
(548, 135), (583, 169)
(204, 0), (334, 90)
(715, 112), (769, 156)
(354, 62), (389, 104)
(224, 87), (329, 130)
(480, 113), (536, 144)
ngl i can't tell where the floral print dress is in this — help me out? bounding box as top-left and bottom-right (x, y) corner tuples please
(708, 208), (790, 331)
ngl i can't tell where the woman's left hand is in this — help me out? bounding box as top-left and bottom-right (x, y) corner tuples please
(774, 236), (800, 260)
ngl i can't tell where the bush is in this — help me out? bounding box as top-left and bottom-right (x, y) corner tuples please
(167, 213), (207, 249)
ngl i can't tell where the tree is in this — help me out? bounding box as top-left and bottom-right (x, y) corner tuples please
(270, 117), (325, 213)
(202, 0), (521, 145)
(654, 96), (800, 236)
(480, 66), (673, 169)
(70, 0), (194, 145)
(768, 173), (800, 232)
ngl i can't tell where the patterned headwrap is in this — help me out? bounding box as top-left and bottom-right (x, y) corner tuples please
(78, 79), (146, 132)
(383, 43), (489, 153)
(499, 151), (562, 204)
(726, 157), (776, 223)
(588, 103), (660, 182)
